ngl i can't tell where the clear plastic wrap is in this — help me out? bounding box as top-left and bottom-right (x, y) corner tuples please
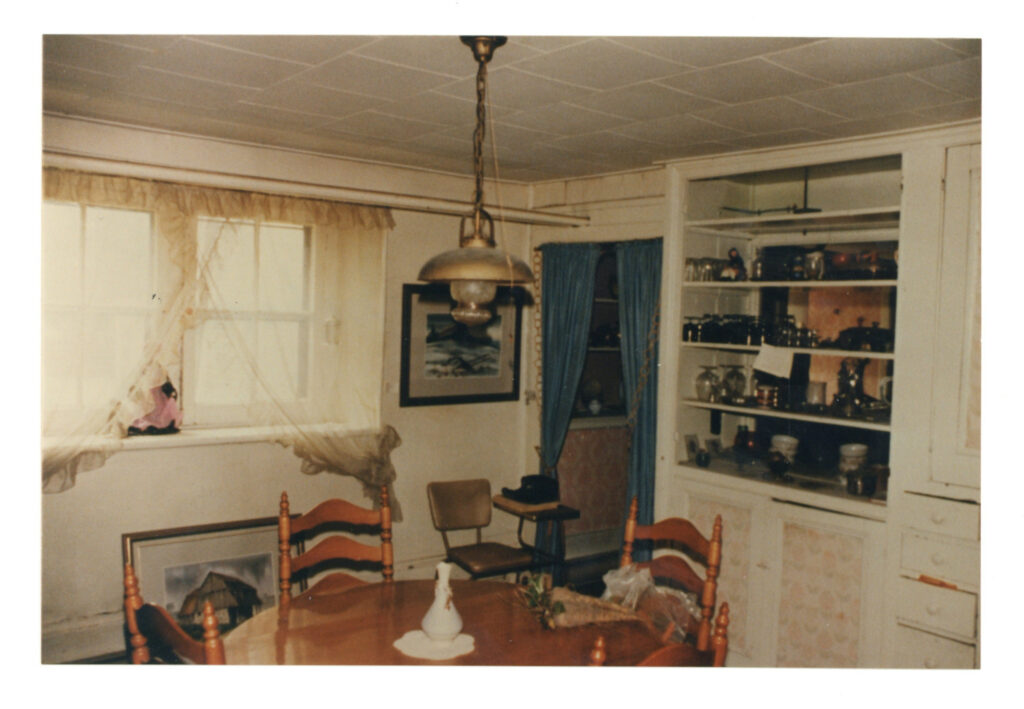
(601, 564), (700, 643)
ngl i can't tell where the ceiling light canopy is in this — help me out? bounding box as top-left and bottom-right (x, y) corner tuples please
(417, 36), (534, 326)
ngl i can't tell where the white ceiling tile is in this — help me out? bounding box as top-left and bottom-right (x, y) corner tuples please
(373, 90), (505, 126)
(512, 38), (686, 90)
(795, 75), (961, 120)
(499, 102), (631, 134)
(912, 99), (982, 124)
(436, 66), (595, 109)
(658, 58), (830, 104)
(815, 112), (940, 138)
(695, 97), (843, 133)
(300, 54), (455, 99)
(118, 67), (260, 109)
(195, 35), (378, 64)
(324, 111), (441, 141)
(770, 38), (966, 84)
(569, 82), (719, 120)
(544, 130), (663, 156)
(139, 38), (309, 89)
(211, 102), (333, 132)
(912, 57), (981, 99)
(353, 36), (540, 77)
(935, 38), (982, 56)
(728, 129), (832, 150)
(44, 35), (155, 76)
(615, 115), (745, 146)
(250, 81), (386, 117)
(610, 36), (820, 67)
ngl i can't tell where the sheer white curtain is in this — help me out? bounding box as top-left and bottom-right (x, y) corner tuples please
(42, 168), (402, 516)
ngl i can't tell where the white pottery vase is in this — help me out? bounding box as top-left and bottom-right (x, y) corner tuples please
(421, 561), (463, 643)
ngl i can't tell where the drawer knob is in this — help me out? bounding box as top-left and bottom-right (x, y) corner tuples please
(924, 658), (939, 669)
(929, 512), (946, 525)
(925, 604), (942, 616)
(930, 552), (946, 566)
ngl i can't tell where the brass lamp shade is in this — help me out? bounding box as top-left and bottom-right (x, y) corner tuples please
(417, 245), (534, 284)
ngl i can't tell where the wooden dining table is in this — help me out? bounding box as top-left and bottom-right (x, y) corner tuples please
(223, 579), (665, 665)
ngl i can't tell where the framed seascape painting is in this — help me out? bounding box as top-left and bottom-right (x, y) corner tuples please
(122, 517), (284, 635)
(399, 283), (523, 407)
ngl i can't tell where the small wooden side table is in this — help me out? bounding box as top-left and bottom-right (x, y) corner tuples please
(492, 495), (580, 585)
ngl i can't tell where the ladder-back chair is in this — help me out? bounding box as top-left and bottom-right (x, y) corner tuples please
(588, 603), (729, 667)
(621, 496), (724, 655)
(278, 487), (393, 603)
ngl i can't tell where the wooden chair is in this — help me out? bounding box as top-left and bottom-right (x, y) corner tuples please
(589, 604), (730, 667)
(123, 562), (226, 664)
(426, 478), (535, 579)
(621, 496), (724, 655)
(278, 487), (393, 603)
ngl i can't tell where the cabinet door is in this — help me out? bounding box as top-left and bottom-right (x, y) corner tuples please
(768, 502), (886, 667)
(929, 143), (981, 488)
(685, 486), (771, 666)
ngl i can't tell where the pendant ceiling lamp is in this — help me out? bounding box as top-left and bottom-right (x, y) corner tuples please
(417, 36), (534, 326)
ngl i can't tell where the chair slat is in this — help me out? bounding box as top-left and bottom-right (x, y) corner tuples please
(633, 518), (711, 561)
(290, 497), (382, 535)
(290, 535), (384, 575)
(278, 488), (393, 603)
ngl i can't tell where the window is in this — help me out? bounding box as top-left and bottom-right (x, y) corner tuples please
(41, 203), (318, 431)
(42, 202), (157, 429)
(186, 218), (314, 426)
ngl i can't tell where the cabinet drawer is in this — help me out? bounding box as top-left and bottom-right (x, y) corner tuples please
(901, 532), (979, 588)
(896, 577), (977, 638)
(903, 495), (979, 540)
(895, 624), (976, 669)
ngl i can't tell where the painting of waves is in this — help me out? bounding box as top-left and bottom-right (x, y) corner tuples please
(424, 314), (503, 379)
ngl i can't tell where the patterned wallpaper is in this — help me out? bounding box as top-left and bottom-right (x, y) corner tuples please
(689, 498), (752, 657)
(776, 521), (864, 667)
(557, 426), (630, 535)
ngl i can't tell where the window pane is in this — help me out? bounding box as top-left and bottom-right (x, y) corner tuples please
(80, 313), (147, 404)
(199, 219), (256, 310)
(195, 319), (254, 406)
(257, 320), (307, 400)
(42, 202), (81, 306)
(259, 224), (307, 312)
(42, 310), (79, 411)
(84, 207), (153, 307)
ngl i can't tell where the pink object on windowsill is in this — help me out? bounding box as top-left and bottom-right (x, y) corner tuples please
(128, 381), (183, 435)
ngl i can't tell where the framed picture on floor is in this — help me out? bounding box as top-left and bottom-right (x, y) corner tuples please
(122, 517), (285, 633)
(399, 283), (523, 407)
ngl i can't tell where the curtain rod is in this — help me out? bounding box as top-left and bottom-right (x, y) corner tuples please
(43, 152), (590, 228)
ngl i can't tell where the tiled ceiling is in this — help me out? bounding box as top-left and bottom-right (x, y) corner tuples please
(42, 35), (981, 182)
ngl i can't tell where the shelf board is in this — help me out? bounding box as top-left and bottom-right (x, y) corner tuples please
(683, 279), (897, 289)
(671, 458), (887, 521)
(681, 399), (892, 432)
(680, 342), (896, 360)
(685, 205), (900, 234)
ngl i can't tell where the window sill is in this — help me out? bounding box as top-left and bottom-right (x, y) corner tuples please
(43, 423), (353, 454)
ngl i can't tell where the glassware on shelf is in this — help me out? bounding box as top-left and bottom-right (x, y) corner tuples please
(721, 365), (747, 403)
(695, 366), (721, 402)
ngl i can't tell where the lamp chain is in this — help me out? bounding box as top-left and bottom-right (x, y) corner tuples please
(472, 54), (487, 219)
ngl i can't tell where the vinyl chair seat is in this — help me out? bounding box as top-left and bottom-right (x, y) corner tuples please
(447, 542), (535, 577)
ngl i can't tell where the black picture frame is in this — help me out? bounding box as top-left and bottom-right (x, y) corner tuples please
(399, 283), (523, 407)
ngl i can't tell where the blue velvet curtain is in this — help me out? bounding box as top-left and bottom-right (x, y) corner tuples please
(616, 238), (663, 540)
(535, 242), (601, 559)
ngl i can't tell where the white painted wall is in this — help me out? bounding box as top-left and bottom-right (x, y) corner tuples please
(40, 118), (532, 662)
